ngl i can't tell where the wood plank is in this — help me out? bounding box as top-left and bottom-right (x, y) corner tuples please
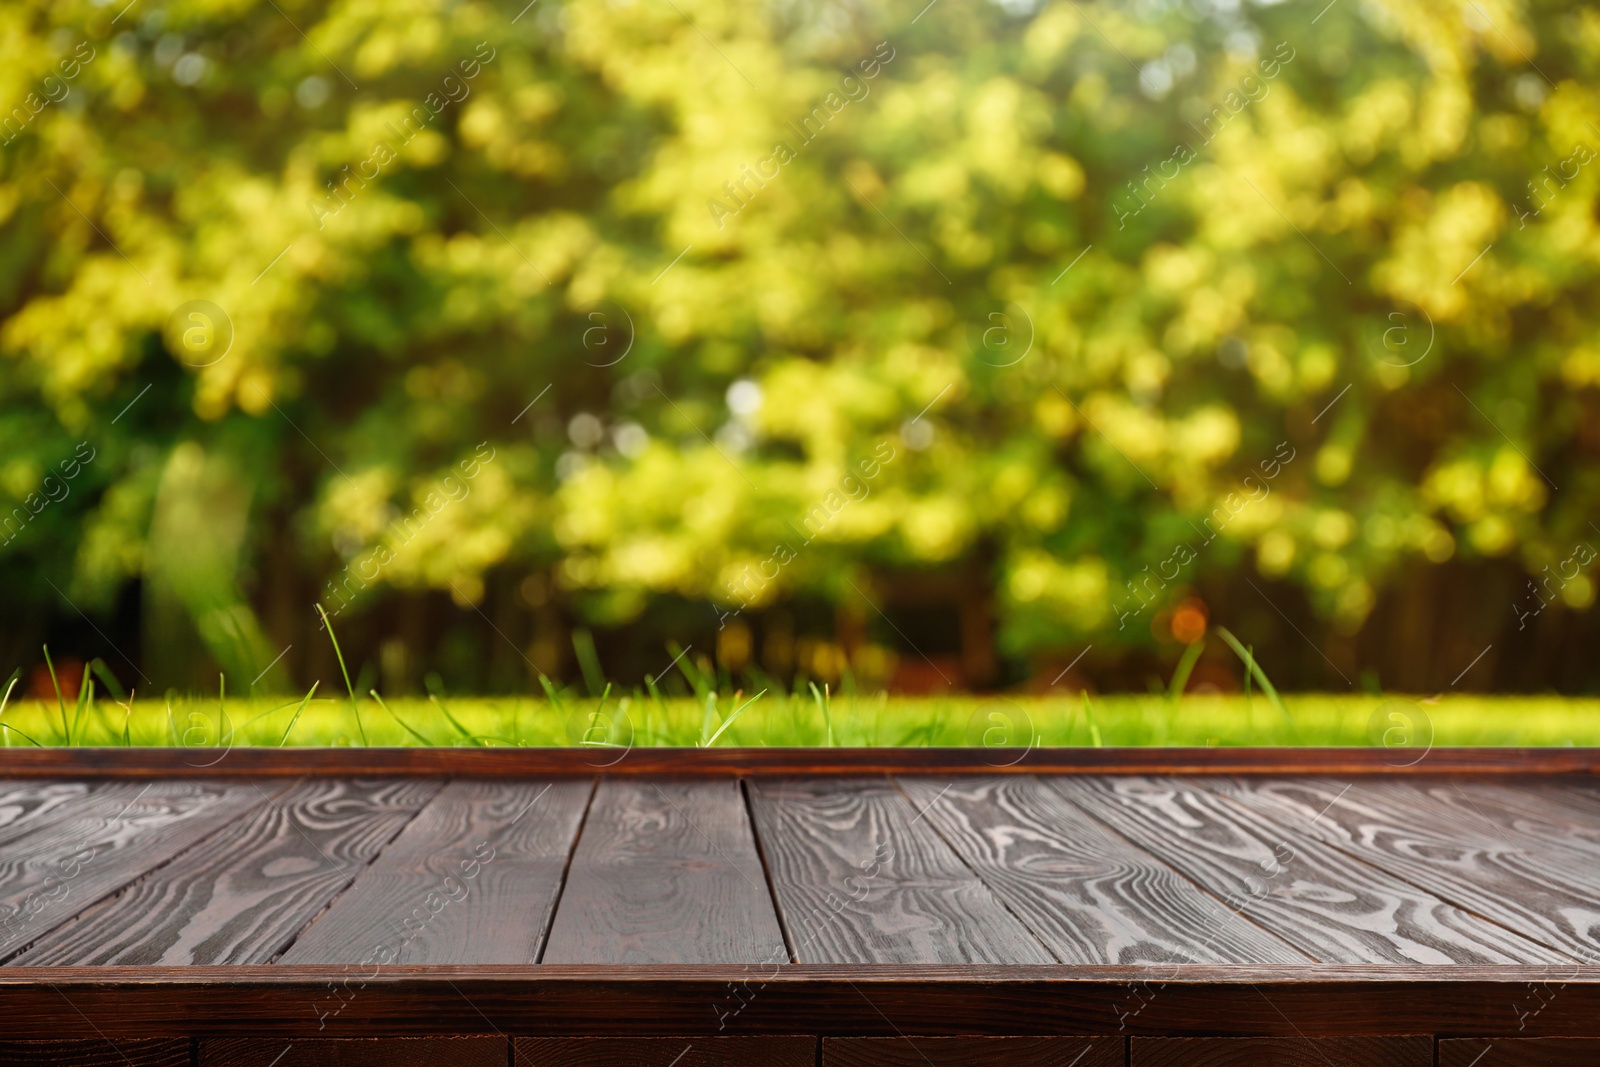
(2, 746), (1597, 779)
(199, 1037), (503, 1066)
(1049, 776), (1559, 964)
(824, 1036), (1121, 1066)
(12, 778), (439, 965)
(0, 1040), (188, 1066)
(1132, 1036), (1431, 1066)
(1207, 777), (1600, 960)
(281, 779), (591, 964)
(1374, 778), (1600, 873)
(0, 780), (121, 850)
(1441, 1039), (1600, 1065)
(515, 1037), (817, 1066)
(0, 780), (273, 959)
(541, 779), (785, 964)
(9, 963), (1600, 1039)
(899, 776), (1305, 965)
(747, 777), (1053, 964)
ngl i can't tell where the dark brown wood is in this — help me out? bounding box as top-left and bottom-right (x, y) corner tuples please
(0, 780), (117, 849)
(1131, 1036), (1432, 1065)
(199, 1037), (504, 1066)
(1441, 1038), (1600, 1065)
(823, 1036), (1120, 1066)
(747, 777), (1053, 964)
(1207, 777), (1600, 960)
(1050, 776), (1560, 964)
(514, 1036), (818, 1065)
(0, 747), (1595, 778)
(0, 780), (276, 959)
(12, 778), (438, 965)
(898, 776), (1304, 965)
(1373, 778), (1600, 874)
(281, 779), (592, 964)
(541, 779), (786, 963)
(0, 1040), (189, 1066)
(3, 964), (1600, 1038)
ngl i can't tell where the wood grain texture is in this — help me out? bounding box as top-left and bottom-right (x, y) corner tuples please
(7, 964), (1600, 1038)
(1208, 777), (1600, 960)
(1441, 1039), (1600, 1065)
(515, 1037), (817, 1066)
(199, 1037), (503, 1066)
(899, 776), (1304, 965)
(541, 779), (786, 964)
(1132, 1037), (1431, 1066)
(1374, 778), (1600, 875)
(0, 1040), (189, 1066)
(823, 1036), (1121, 1066)
(1051, 776), (1559, 964)
(747, 777), (1054, 964)
(281, 779), (591, 964)
(13, 778), (439, 965)
(0, 780), (115, 850)
(2, 747), (1596, 778)
(0, 780), (273, 959)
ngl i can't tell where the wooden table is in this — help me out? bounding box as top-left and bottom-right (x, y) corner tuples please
(0, 747), (1597, 1066)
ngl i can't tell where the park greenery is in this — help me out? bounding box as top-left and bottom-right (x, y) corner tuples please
(2, 0), (1599, 697)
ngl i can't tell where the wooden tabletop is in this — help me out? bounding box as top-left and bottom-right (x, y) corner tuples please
(1, 749), (1598, 1063)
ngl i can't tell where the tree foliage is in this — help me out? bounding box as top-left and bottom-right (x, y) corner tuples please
(1, 0), (1597, 690)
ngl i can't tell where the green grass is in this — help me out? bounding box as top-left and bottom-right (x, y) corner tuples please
(0, 687), (1595, 749)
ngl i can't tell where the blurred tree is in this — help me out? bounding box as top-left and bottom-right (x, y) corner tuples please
(1, 0), (1598, 692)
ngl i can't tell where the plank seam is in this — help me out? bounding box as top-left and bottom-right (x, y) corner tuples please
(1036, 776), (1316, 965)
(1191, 778), (1589, 967)
(264, 778), (446, 965)
(742, 777), (799, 965)
(0, 778), (303, 968)
(533, 777), (599, 966)
(886, 775), (1063, 965)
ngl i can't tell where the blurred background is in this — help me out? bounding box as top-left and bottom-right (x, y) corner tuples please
(1, 0), (1597, 699)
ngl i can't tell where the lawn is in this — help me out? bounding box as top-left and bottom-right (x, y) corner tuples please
(1, 682), (1595, 749)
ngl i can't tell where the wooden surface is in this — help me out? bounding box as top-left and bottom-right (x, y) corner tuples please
(748, 777), (1053, 964)
(3, 964), (1600, 1038)
(2, 746), (1596, 778)
(198, 1037), (504, 1066)
(541, 779), (786, 963)
(0, 1041), (189, 1066)
(281, 779), (591, 964)
(514, 1036), (818, 1065)
(1131, 1036), (1433, 1065)
(1211, 777), (1600, 959)
(899, 776), (1304, 964)
(1440, 1039), (1600, 1065)
(0, 780), (273, 959)
(1, 761), (1599, 1050)
(823, 1036), (1121, 1066)
(1053, 776), (1558, 964)
(14, 778), (437, 965)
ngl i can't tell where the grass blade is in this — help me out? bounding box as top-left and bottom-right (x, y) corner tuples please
(809, 682), (834, 746)
(42, 645), (70, 744)
(572, 628), (606, 697)
(90, 658), (127, 702)
(697, 691), (718, 747)
(425, 674), (483, 746)
(277, 682), (319, 747)
(1082, 691), (1104, 747)
(703, 689), (765, 748)
(1169, 639), (1204, 705)
(1216, 626), (1294, 740)
(371, 690), (437, 746)
(316, 604), (368, 745)
(71, 663), (93, 745)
